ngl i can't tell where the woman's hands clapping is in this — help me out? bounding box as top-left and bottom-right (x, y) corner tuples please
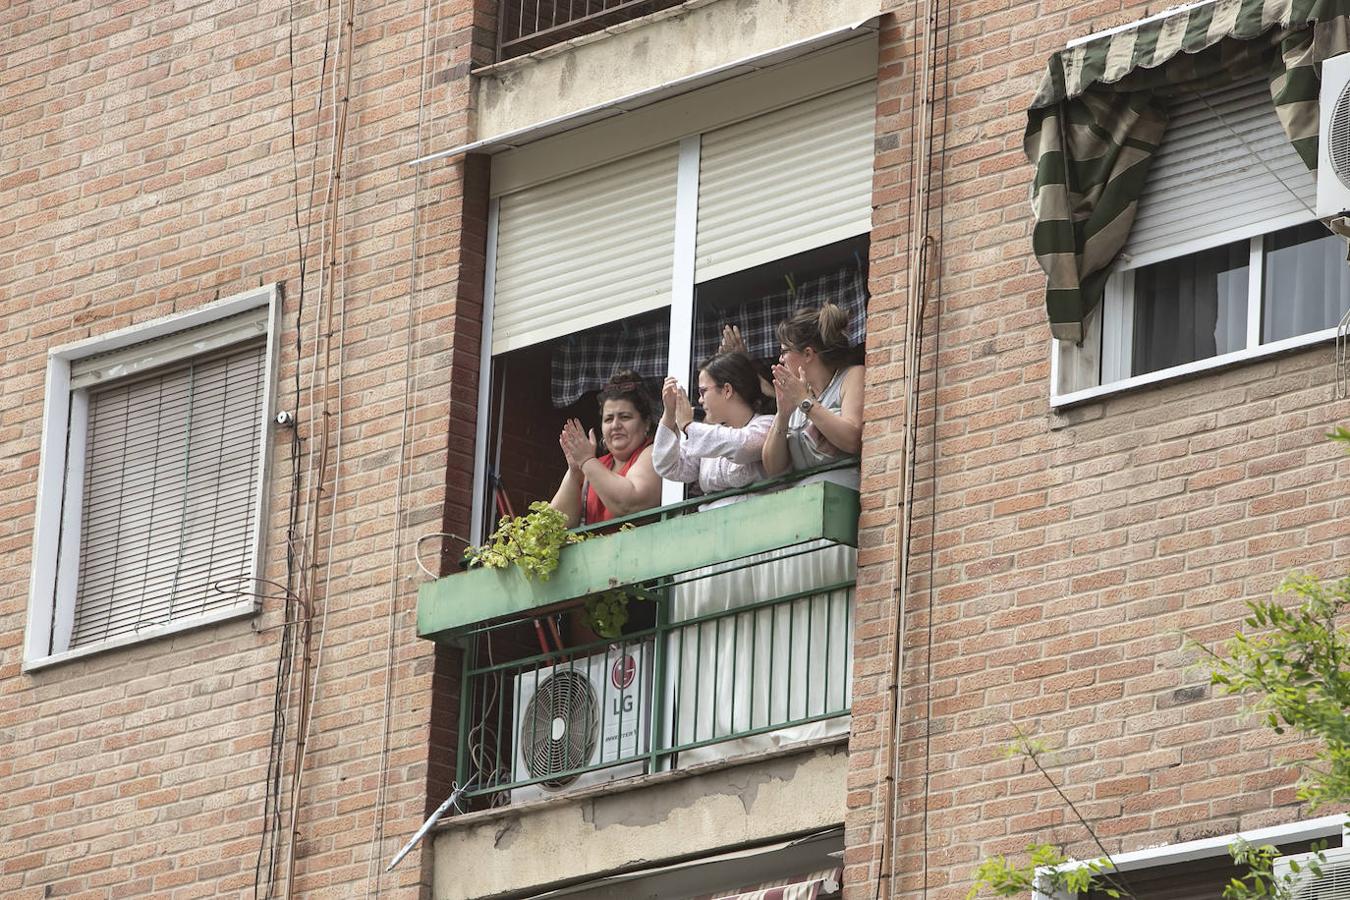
(559, 418), (597, 471)
(661, 377), (694, 434)
(770, 363), (812, 410)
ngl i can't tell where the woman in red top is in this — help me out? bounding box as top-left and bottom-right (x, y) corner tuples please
(549, 371), (662, 527)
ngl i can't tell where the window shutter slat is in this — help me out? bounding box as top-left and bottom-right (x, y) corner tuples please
(68, 342), (265, 649)
(1125, 77), (1315, 261)
(491, 144), (680, 354)
(695, 82), (876, 283)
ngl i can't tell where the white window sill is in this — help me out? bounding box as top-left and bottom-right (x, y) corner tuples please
(22, 602), (259, 673)
(1050, 323), (1341, 411)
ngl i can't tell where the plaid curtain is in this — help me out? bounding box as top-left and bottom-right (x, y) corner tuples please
(550, 263), (868, 407)
(692, 263), (868, 367)
(1024, 0), (1350, 343)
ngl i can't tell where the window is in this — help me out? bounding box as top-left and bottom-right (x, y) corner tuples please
(1035, 815), (1347, 900)
(1052, 77), (1350, 404)
(473, 79), (877, 537)
(25, 286), (278, 670)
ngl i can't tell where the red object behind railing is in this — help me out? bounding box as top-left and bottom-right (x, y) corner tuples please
(496, 0), (690, 60)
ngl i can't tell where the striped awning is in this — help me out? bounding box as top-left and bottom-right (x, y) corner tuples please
(1024, 0), (1350, 342)
(707, 866), (842, 900)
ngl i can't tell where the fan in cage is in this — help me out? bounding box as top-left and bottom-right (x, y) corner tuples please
(519, 668), (599, 789)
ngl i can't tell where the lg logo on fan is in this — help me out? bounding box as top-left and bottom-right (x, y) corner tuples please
(611, 654), (637, 690)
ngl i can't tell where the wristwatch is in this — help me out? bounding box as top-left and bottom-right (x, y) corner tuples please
(798, 397), (815, 415)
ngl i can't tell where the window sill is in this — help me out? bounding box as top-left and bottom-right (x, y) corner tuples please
(1050, 323), (1341, 411)
(21, 602), (259, 674)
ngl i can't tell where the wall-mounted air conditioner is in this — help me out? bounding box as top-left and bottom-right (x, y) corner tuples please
(1317, 53), (1350, 218)
(1273, 845), (1350, 898)
(511, 642), (651, 803)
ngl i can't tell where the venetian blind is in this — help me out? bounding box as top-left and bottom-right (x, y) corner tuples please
(68, 341), (266, 648)
(1125, 76), (1316, 262)
(491, 143), (679, 354)
(695, 81), (876, 283)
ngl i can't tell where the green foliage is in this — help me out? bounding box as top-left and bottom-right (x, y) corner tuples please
(967, 845), (1121, 899)
(466, 501), (585, 580)
(582, 589), (630, 640)
(1204, 573), (1350, 809)
(1219, 839), (1326, 900)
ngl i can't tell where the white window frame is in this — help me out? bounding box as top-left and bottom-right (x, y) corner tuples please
(24, 285), (281, 672)
(470, 86), (875, 540)
(1048, 65), (1344, 409)
(1034, 814), (1350, 900)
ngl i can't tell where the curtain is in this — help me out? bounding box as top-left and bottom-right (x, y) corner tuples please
(1024, 0), (1350, 343)
(1131, 239), (1249, 375)
(1263, 220), (1350, 340)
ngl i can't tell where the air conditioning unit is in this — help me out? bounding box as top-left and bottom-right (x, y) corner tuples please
(511, 641), (652, 803)
(1273, 845), (1350, 899)
(1317, 53), (1350, 218)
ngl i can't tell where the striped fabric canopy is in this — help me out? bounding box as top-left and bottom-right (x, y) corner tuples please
(1024, 0), (1350, 343)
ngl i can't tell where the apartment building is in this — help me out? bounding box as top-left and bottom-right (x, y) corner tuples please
(2, 0), (1348, 898)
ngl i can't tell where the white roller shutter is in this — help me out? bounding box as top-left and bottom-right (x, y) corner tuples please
(69, 341), (265, 648)
(1125, 76), (1316, 262)
(492, 144), (679, 354)
(695, 81), (876, 283)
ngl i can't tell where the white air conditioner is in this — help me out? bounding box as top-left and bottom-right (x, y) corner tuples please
(1273, 845), (1350, 899)
(511, 641), (652, 803)
(1317, 53), (1350, 218)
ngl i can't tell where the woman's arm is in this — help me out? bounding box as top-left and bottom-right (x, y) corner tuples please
(682, 415), (772, 465)
(581, 445), (662, 516)
(549, 467), (583, 528)
(653, 424), (699, 483)
(802, 365), (864, 454)
(761, 408), (793, 476)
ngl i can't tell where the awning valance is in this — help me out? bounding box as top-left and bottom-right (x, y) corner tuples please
(1024, 0), (1350, 342)
(707, 867), (843, 900)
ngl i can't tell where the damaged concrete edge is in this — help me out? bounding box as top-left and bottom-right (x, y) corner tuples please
(433, 734), (849, 833)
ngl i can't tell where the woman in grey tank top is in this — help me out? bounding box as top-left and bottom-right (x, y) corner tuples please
(762, 303), (864, 489)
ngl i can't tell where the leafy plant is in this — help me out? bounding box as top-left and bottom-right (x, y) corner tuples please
(466, 501), (585, 580)
(1200, 573), (1350, 810)
(967, 844), (1121, 899)
(1219, 838), (1325, 900)
(582, 589), (631, 640)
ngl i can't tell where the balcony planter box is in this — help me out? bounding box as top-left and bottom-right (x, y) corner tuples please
(417, 479), (859, 643)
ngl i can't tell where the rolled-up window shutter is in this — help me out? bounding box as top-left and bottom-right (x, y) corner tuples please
(695, 82), (876, 283)
(492, 144), (679, 354)
(69, 341), (265, 648)
(1125, 77), (1315, 262)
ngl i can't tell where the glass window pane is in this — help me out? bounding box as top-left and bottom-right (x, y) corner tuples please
(1131, 240), (1249, 377)
(1262, 221), (1350, 343)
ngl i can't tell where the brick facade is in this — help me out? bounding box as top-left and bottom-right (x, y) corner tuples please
(4, 0), (1349, 898)
(0, 0), (490, 895)
(848, 1), (1350, 897)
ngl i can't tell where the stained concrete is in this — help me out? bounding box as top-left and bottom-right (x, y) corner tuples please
(430, 741), (847, 899)
(475, 0), (881, 141)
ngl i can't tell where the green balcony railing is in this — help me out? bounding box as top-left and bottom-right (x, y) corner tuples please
(456, 572), (854, 801)
(434, 462), (861, 802)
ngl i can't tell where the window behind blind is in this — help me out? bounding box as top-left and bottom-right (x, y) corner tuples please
(66, 340), (266, 648)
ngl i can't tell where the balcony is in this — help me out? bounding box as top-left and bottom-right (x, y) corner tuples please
(416, 467), (860, 803)
(495, 0), (691, 60)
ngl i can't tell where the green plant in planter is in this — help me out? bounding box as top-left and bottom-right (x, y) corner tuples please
(582, 589), (631, 640)
(466, 501), (585, 581)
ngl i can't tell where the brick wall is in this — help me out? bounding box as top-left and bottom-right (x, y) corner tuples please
(848, 2), (1350, 898)
(0, 0), (491, 896)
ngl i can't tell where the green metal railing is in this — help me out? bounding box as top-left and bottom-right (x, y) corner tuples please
(454, 462), (858, 801)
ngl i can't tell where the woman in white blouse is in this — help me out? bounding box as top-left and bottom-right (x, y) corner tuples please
(652, 351), (774, 506)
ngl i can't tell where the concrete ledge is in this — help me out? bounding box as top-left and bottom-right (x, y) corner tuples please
(475, 0), (882, 141)
(431, 739), (848, 899)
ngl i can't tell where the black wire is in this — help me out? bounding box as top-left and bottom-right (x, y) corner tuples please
(254, 0), (335, 896)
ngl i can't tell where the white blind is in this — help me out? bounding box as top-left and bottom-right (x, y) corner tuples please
(1125, 77), (1316, 261)
(492, 144), (679, 354)
(695, 81), (876, 283)
(69, 307), (269, 390)
(69, 341), (265, 648)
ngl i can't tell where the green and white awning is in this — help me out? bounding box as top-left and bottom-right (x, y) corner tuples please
(1024, 0), (1350, 342)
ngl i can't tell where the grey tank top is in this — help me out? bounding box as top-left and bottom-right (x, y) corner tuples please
(785, 366), (860, 490)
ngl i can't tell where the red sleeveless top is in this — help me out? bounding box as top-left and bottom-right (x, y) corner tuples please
(583, 439), (651, 525)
